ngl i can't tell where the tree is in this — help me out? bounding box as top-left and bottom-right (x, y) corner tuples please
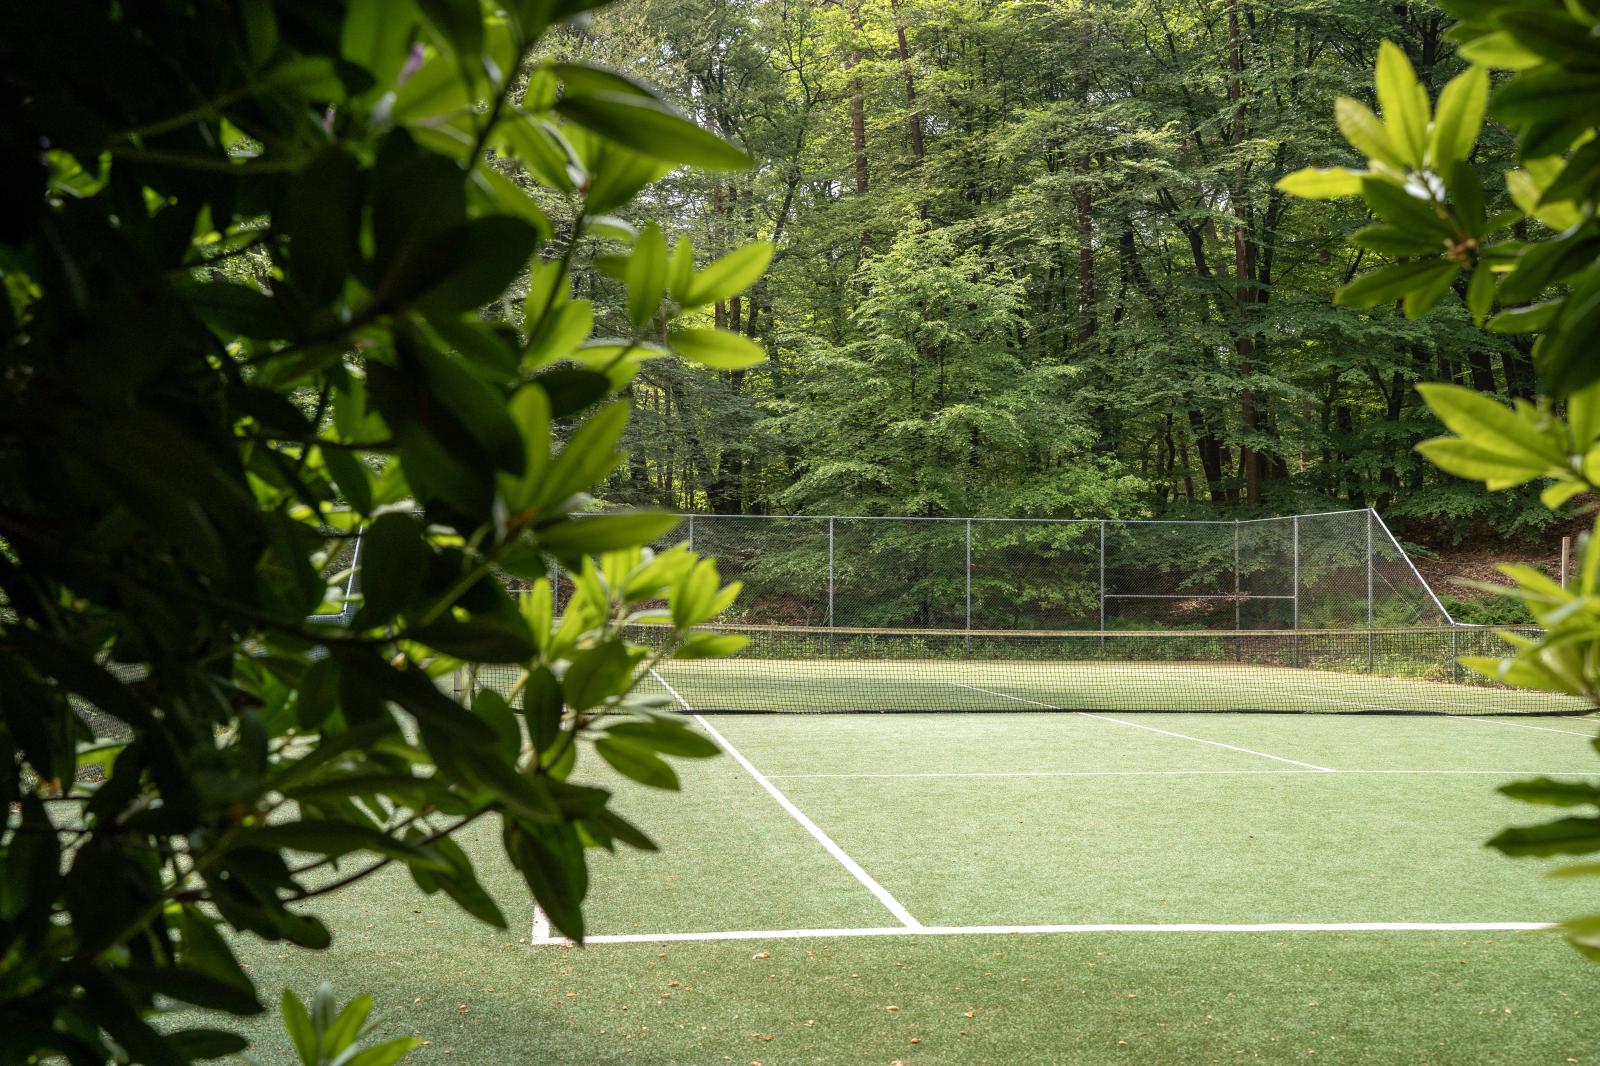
(1279, 0), (1600, 957)
(0, 1), (768, 1061)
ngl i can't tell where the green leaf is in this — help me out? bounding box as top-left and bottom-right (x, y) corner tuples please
(417, 217), (542, 312)
(626, 223), (668, 331)
(321, 995), (374, 1057)
(537, 402), (630, 507)
(539, 512), (681, 555)
(595, 735), (681, 789)
(668, 327), (767, 370)
(1465, 264), (1496, 325)
(1487, 299), (1562, 334)
(1360, 178), (1456, 236)
(671, 632), (749, 659)
(354, 514), (429, 625)
(1335, 260), (1458, 308)
(342, 0), (417, 92)
(1429, 65), (1488, 167)
(1402, 261), (1461, 317)
(407, 616), (538, 663)
(681, 242), (775, 306)
(1335, 97), (1405, 170)
(1349, 224), (1447, 257)
(1489, 817), (1600, 857)
(343, 1037), (426, 1066)
(1416, 382), (1566, 466)
(562, 641), (636, 710)
(281, 990), (318, 1066)
(1500, 777), (1600, 808)
(1376, 41), (1427, 168)
(1275, 166), (1365, 200)
(602, 719), (719, 757)
(167, 1029), (250, 1061)
(1416, 437), (1551, 488)
(504, 819), (587, 940)
(555, 90), (750, 171)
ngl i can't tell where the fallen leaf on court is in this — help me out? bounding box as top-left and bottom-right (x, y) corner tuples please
(909, 1037), (923, 1045)
(885, 1005), (900, 1012)
(753, 951), (770, 959)
(804, 1020), (816, 1027)
(963, 1011), (974, 1018)
(457, 1004), (469, 1014)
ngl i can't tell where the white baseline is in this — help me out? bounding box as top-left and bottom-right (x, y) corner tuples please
(536, 920), (1552, 946)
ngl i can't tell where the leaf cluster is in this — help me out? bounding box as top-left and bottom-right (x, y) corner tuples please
(0, 1), (766, 1062)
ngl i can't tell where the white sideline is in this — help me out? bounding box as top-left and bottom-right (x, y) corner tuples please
(532, 920), (1554, 946)
(949, 683), (1336, 772)
(649, 669), (922, 930)
(766, 768), (1598, 780)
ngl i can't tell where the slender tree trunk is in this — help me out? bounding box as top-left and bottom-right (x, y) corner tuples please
(848, 0), (869, 193)
(889, 0), (924, 164)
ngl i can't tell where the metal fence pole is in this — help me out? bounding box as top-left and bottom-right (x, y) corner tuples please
(1365, 509), (1376, 672)
(687, 513), (695, 551)
(827, 517), (835, 630)
(964, 519), (973, 652)
(1098, 520), (1106, 656)
(1291, 515), (1301, 667)
(1233, 519), (1241, 638)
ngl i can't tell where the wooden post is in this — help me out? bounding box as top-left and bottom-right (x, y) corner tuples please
(1561, 535), (1572, 590)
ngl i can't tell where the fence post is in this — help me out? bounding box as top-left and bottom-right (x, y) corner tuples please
(827, 517), (835, 630)
(687, 512), (695, 551)
(1291, 515), (1300, 667)
(1098, 520), (1106, 656)
(1451, 626), (1461, 684)
(964, 518), (973, 653)
(1233, 519), (1241, 640)
(1365, 509), (1375, 672)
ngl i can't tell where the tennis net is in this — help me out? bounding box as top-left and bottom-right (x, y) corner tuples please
(472, 623), (1594, 716)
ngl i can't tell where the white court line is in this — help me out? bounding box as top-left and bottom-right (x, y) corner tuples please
(532, 907), (550, 941)
(767, 768), (1598, 780)
(534, 920), (1553, 946)
(950, 683), (1336, 772)
(1451, 716), (1596, 738)
(649, 669), (922, 930)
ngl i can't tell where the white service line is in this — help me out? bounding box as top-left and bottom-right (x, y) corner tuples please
(1451, 716), (1596, 738)
(649, 669), (923, 930)
(767, 768), (1599, 780)
(950, 682), (1336, 772)
(534, 920), (1553, 946)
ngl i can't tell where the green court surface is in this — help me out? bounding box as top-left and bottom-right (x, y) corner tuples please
(224, 707), (1600, 1063)
(636, 657), (1590, 715)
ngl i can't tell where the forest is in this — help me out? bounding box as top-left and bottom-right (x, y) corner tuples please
(529, 0), (1547, 544)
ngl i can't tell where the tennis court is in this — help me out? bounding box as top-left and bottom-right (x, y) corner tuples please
(545, 698), (1600, 945)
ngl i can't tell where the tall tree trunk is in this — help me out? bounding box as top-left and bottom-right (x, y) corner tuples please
(847, 0), (869, 194)
(889, 0), (924, 164)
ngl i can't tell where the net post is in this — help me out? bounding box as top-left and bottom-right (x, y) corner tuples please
(1098, 520), (1106, 656)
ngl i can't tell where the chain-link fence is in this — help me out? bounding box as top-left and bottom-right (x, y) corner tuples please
(555, 508), (1453, 634)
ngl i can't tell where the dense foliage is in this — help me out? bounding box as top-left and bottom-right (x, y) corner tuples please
(540, 0), (1554, 541)
(1282, 0), (1600, 956)
(0, 2), (766, 1062)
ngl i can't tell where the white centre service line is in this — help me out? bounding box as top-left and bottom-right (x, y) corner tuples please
(950, 682), (1337, 772)
(649, 669), (922, 930)
(765, 768), (1597, 780)
(539, 920), (1553, 946)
